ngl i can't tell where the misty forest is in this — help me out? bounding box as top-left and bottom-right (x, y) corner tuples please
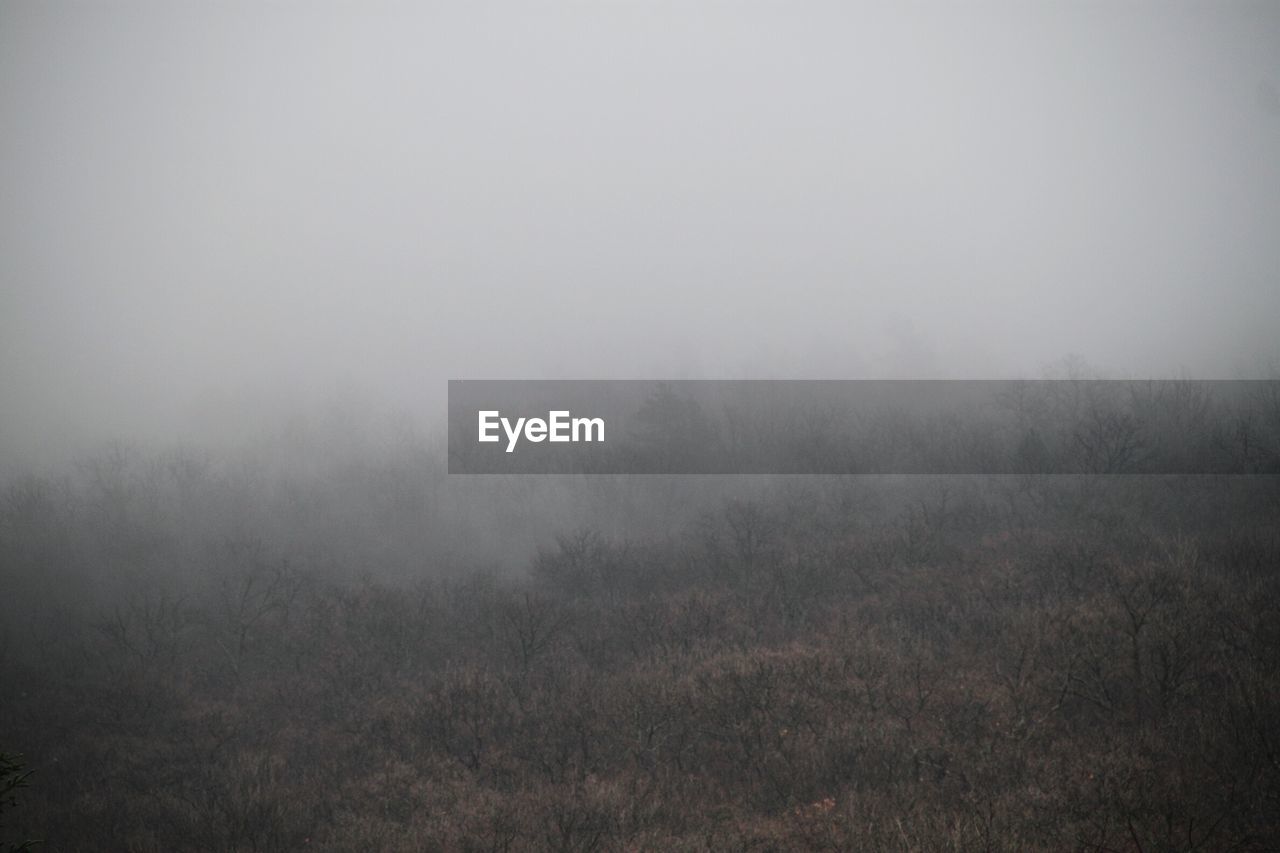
(4, 382), (1280, 850)
(4, 1), (1280, 852)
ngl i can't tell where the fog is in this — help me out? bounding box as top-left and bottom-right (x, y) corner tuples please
(5, 5), (1280, 848)
(2, 0), (1278, 467)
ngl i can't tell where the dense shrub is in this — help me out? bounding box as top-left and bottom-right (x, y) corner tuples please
(2, 470), (1278, 850)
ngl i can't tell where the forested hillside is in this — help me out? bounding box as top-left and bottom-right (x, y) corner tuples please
(3, 454), (1277, 851)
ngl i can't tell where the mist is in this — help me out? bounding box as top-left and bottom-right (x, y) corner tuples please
(3, 1), (1279, 467)
(3, 4), (1280, 849)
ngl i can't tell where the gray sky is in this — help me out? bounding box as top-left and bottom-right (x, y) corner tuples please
(2, 1), (1279, 463)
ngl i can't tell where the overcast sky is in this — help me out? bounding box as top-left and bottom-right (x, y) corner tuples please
(2, 1), (1279, 462)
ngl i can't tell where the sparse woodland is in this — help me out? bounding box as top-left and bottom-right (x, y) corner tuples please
(2, 399), (1279, 851)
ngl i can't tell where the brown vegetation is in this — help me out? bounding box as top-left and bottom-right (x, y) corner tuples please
(2, 464), (1279, 850)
